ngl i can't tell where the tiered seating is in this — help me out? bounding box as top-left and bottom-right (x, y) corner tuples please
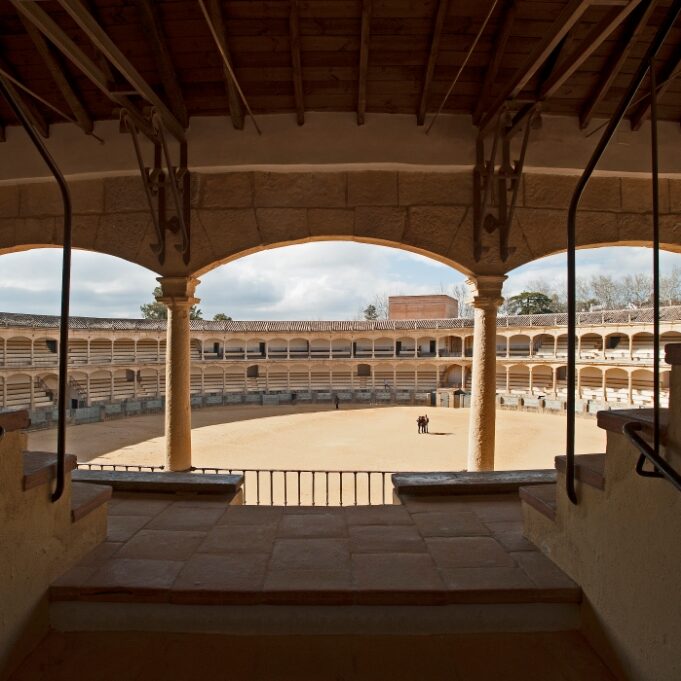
(112, 373), (135, 400)
(136, 340), (159, 364)
(89, 339), (112, 365)
(266, 370), (288, 391)
(190, 373), (202, 394)
(554, 336), (569, 358)
(331, 342), (351, 358)
(288, 371), (309, 391)
(579, 336), (603, 360)
(416, 368), (437, 391)
(508, 336), (531, 357)
(395, 369), (415, 391)
(630, 372), (655, 406)
(137, 372), (162, 397)
(310, 341), (330, 359)
(224, 371), (245, 392)
(88, 375), (112, 402)
(531, 368), (553, 394)
(579, 371), (604, 400)
(604, 371), (629, 403)
(267, 341), (287, 359)
(68, 339), (89, 365)
(190, 341), (202, 361)
(224, 341), (245, 359)
(5, 338), (32, 367)
(374, 368), (393, 390)
(112, 339), (135, 364)
(330, 369), (352, 390)
(631, 335), (654, 360)
(310, 371), (330, 391)
(604, 335), (629, 360)
(158, 341), (167, 363)
(33, 339), (58, 367)
(507, 368), (530, 395)
(2, 378), (52, 409)
(374, 339), (394, 358)
(495, 370), (507, 392)
(202, 372), (224, 393)
(534, 336), (555, 358)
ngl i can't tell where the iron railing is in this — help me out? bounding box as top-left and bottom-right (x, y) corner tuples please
(76, 463), (394, 506)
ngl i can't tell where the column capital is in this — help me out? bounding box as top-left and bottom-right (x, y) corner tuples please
(465, 275), (507, 310)
(156, 276), (200, 308)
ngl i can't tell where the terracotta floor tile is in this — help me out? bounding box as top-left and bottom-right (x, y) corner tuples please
(348, 525), (427, 553)
(412, 511), (491, 538)
(402, 495), (475, 513)
(145, 505), (225, 531)
(198, 524), (276, 554)
(116, 530), (206, 561)
(263, 568), (353, 591)
(52, 564), (98, 588)
(270, 538), (351, 571)
(512, 551), (579, 589)
(169, 496), (234, 508)
(87, 558), (183, 591)
(172, 552), (269, 592)
(438, 566), (536, 591)
(352, 553), (444, 590)
(493, 530), (537, 552)
(217, 505), (283, 526)
(465, 495), (524, 522)
(344, 505), (412, 525)
(426, 537), (516, 569)
(538, 631), (617, 681)
(108, 497), (172, 516)
(78, 541), (123, 566)
(106, 515), (153, 542)
(277, 512), (347, 538)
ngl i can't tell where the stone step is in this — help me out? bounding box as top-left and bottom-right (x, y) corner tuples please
(393, 470), (556, 496)
(70, 482), (112, 522)
(519, 484), (557, 522)
(554, 454), (606, 490)
(23, 452), (78, 491)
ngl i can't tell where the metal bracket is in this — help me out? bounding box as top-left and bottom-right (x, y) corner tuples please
(121, 109), (191, 266)
(473, 108), (535, 263)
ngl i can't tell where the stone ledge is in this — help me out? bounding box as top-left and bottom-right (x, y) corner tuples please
(392, 470), (556, 496)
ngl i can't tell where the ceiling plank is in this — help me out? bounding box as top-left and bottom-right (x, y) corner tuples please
(478, 0), (590, 135)
(19, 16), (94, 135)
(136, 0), (188, 129)
(51, 0), (185, 141)
(0, 53), (49, 138)
(206, 0), (244, 130)
(539, 0), (645, 100)
(417, 0), (449, 126)
(289, 0), (304, 125)
(357, 0), (372, 125)
(473, 0), (516, 126)
(630, 47), (681, 130)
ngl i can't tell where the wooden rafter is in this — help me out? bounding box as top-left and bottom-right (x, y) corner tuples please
(10, 0), (155, 139)
(417, 0), (449, 126)
(538, 0), (644, 100)
(580, 0), (656, 129)
(136, 0), (188, 129)
(478, 0), (590, 135)
(630, 47), (681, 130)
(473, 0), (516, 125)
(206, 0), (244, 130)
(289, 0), (304, 126)
(0, 115), (6, 142)
(357, 0), (372, 125)
(50, 0), (185, 141)
(0, 52), (49, 137)
(19, 16), (93, 134)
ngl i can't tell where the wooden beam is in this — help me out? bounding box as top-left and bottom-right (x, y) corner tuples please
(417, 0), (449, 126)
(580, 0), (656, 129)
(0, 53), (49, 137)
(478, 0), (590, 135)
(357, 0), (372, 125)
(52, 0), (185, 141)
(630, 47), (681, 130)
(10, 0), (155, 139)
(473, 0), (516, 125)
(289, 0), (304, 125)
(80, 0), (116, 85)
(19, 16), (94, 134)
(136, 0), (188, 129)
(539, 0), (644, 100)
(0, 115), (6, 142)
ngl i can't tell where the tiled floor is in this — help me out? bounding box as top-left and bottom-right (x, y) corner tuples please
(51, 493), (580, 605)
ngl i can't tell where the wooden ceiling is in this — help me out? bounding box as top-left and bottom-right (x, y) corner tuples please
(0, 0), (679, 142)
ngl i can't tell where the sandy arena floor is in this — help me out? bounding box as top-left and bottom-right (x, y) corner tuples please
(29, 405), (606, 472)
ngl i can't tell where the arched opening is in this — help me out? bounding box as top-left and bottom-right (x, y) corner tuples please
(531, 365), (553, 396)
(508, 335), (531, 358)
(579, 367), (604, 401)
(604, 368), (629, 404)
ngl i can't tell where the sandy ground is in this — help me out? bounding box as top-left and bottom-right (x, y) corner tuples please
(29, 404), (606, 472)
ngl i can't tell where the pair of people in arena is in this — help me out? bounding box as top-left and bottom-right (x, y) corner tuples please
(417, 414), (429, 434)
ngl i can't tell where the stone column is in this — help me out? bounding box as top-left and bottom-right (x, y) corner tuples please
(466, 275), (506, 472)
(156, 276), (200, 472)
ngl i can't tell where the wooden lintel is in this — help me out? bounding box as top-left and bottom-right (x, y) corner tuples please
(478, 0), (590, 136)
(580, 0), (656, 130)
(630, 48), (681, 131)
(417, 0), (449, 126)
(0, 53), (49, 138)
(289, 0), (304, 126)
(136, 0), (188, 129)
(357, 0), (372, 125)
(539, 0), (645, 100)
(206, 0), (244, 130)
(20, 16), (94, 134)
(473, 0), (516, 125)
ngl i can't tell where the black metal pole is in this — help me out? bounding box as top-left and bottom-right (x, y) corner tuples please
(650, 59), (660, 458)
(565, 0), (678, 505)
(0, 78), (72, 503)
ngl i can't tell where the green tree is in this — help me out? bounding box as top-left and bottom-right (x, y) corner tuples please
(506, 291), (556, 315)
(140, 286), (203, 320)
(213, 313), (233, 321)
(363, 304), (379, 320)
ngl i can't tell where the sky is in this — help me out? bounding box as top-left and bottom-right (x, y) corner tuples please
(0, 243), (679, 320)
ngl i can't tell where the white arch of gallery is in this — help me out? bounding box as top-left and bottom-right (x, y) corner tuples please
(2, 110), (680, 471)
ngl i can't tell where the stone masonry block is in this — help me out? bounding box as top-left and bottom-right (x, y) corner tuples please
(347, 171), (398, 206)
(576, 211), (618, 248)
(20, 182), (61, 217)
(71, 180), (105, 214)
(354, 206), (406, 243)
(307, 208), (355, 236)
(523, 174), (620, 211)
(403, 206), (466, 255)
(254, 172), (346, 208)
(256, 208), (308, 244)
(22, 217), (57, 246)
(660, 214), (681, 246)
(0, 217), (15, 246)
(0, 185), (20, 218)
(71, 214), (100, 251)
(104, 176), (149, 213)
(96, 212), (150, 262)
(513, 207), (567, 258)
(195, 209), (261, 261)
(201, 173), (253, 208)
(621, 177), (669, 213)
(670, 179), (681, 213)
(398, 171), (471, 206)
